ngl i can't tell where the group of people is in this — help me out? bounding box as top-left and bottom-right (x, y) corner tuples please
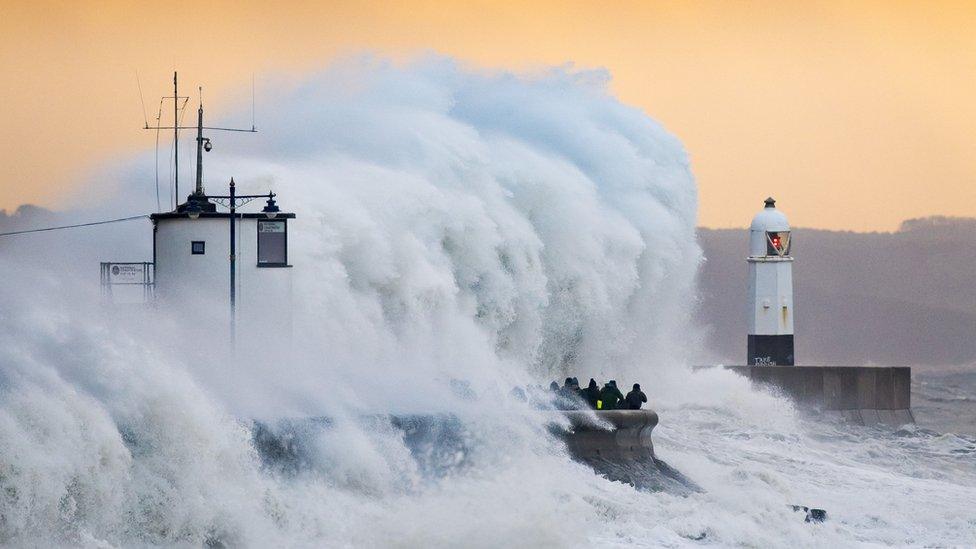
(509, 377), (648, 410)
(548, 377), (647, 411)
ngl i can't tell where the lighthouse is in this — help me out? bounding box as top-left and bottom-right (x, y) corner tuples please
(747, 197), (794, 365)
(729, 198), (911, 424)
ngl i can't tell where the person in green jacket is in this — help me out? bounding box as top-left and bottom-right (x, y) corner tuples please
(581, 378), (601, 409)
(598, 380), (624, 410)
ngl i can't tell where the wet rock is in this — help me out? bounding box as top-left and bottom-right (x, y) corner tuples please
(791, 505), (828, 523)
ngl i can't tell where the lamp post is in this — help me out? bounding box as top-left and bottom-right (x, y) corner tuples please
(187, 178), (280, 349)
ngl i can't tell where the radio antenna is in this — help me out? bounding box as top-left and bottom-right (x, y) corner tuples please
(141, 72), (187, 209)
(173, 72), (179, 205)
(143, 72), (256, 211)
(135, 70), (149, 128)
(153, 98), (163, 212)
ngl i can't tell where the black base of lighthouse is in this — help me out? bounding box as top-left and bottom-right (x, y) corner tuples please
(748, 334), (794, 366)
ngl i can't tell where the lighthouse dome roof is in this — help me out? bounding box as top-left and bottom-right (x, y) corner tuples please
(750, 197), (790, 232)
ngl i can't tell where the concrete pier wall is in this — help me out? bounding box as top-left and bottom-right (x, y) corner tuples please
(554, 409), (698, 493)
(251, 410), (691, 492)
(726, 366), (913, 426)
(253, 411), (662, 470)
(558, 410), (659, 461)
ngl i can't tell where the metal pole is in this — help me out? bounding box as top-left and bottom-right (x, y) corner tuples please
(229, 178), (236, 349)
(174, 72), (179, 209)
(195, 99), (204, 195)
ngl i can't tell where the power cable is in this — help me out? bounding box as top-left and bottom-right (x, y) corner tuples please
(0, 215), (148, 238)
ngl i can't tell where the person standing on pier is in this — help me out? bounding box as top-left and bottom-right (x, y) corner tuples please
(599, 380), (624, 409)
(624, 383), (647, 410)
(581, 379), (600, 408)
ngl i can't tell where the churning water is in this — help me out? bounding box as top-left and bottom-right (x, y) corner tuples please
(1, 57), (974, 547)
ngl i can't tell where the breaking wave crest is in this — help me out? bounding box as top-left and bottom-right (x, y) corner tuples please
(1, 57), (974, 546)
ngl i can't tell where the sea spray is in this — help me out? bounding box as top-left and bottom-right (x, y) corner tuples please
(1, 56), (974, 546)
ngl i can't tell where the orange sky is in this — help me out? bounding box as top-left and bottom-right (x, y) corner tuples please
(2, 1), (974, 231)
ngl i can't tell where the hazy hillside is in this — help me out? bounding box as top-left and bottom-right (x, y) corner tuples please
(697, 217), (976, 366)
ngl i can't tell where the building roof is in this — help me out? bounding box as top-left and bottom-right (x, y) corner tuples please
(150, 212), (296, 221)
(750, 198), (789, 232)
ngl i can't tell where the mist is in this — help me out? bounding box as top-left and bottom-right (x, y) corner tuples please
(1, 56), (973, 547)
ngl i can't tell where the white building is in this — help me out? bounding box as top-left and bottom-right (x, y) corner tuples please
(95, 79), (300, 355)
(150, 184), (295, 350)
(747, 197), (794, 365)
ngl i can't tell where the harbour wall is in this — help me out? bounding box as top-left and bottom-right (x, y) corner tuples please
(555, 409), (697, 493)
(726, 366), (914, 426)
(251, 410), (695, 492)
(558, 409), (659, 461)
(253, 411), (661, 468)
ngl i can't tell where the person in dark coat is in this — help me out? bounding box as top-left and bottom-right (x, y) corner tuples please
(598, 380), (624, 410)
(624, 383), (648, 410)
(549, 381), (559, 391)
(581, 378), (600, 409)
(557, 377), (584, 410)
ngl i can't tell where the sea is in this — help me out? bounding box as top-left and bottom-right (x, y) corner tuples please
(1, 56), (974, 547)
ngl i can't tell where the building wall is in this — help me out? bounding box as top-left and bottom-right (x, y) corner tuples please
(748, 258), (794, 336)
(155, 218), (230, 304)
(154, 216), (293, 351)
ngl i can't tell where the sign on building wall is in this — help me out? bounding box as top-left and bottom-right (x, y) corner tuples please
(258, 220), (286, 233)
(108, 263), (147, 284)
(257, 219), (288, 266)
(100, 262), (154, 304)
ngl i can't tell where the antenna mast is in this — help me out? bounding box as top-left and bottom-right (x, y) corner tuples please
(143, 73), (257, 211)
(195, 87), (205, 196)
(174, 72), (179, 207)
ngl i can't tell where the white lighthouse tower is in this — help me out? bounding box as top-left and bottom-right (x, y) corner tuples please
(747, 197), (794, 365)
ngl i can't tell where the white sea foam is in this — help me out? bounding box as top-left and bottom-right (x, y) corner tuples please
(1, 56), (974, 546)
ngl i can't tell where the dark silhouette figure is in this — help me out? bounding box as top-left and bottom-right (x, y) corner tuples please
(624, 383), (648, 410)
(549, 381), (559, 391)
(557, 377), (584, 410)
(580, 378), (600, 408)
(598, 380), (624, 410)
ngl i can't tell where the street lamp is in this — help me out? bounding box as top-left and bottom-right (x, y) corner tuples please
(190, 178), (282, 348)
(186, 199), (203, 220)
(263, 194), (279, 219)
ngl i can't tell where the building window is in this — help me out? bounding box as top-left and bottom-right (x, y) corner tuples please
(191, 241), (206, 255)
(257, 219), (287, 266)
(765, 231), (791, 256)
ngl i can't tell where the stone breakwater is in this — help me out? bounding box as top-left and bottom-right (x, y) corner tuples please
(726, 366), (914, 426)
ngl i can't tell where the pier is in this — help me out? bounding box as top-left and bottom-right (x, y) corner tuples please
(727, 365), (914, 426)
